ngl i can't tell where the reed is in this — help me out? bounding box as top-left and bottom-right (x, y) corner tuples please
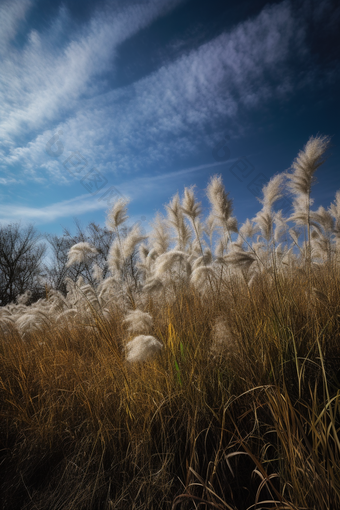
(0, 135), (339, 509)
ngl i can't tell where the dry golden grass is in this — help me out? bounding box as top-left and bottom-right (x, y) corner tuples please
(0, 264), (340, 509)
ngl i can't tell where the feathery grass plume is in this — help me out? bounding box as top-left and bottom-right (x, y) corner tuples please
(142, 277), (164, 294)
(139, 243), (149, 262)
(253, 208), (273, 242)
(204, 213), (216, 247)
(56, 308), (78, 323)
(15, 309), (51, 339)
(123, 309), (153, 335)
(311, 230), (331, 261)
(288, 135), (330, 262)
(125, 335), (163, 362)
(97, 276), (120, 300)
(181, 185), (202, 221)
(149, 213), (170, 256)
(137, 243), (152, 278)
(288, 135), (330, 197)
(235, 219), (257, 241)
(166, 193), (192, 250)
(48, 289), (69, 314)
(76, 275), (84, 287)
(223, 247), (256, 269)
(207, 175), (238, 234)
(106, 198), (129, 231)
(122, 223), (147, 259)
(192, 248), (212, 270)
(259, 173), (285, 210)
(215, 238), (227, 259)
(187, 237), (202, 262)
(313, 206), (334, 235)
(154, 250), (189, 277)
(0, 315), (15, 335)
(329, 191), (340, 233)
(253, 174), (285, 244)
(289, 196), (316, 226)
(310, 206), (335, 261)
(210, 316), (238, 357)
(289, 228), (301, 247)
(107, 239), (123, 274)
(92, 263), (104, 283)
(190, 266), (216, 289)
(16, 290), (32, 305)
(329, 191), (340, 257)
(66, 242), (98, 267)
(273, 211), (288, 243)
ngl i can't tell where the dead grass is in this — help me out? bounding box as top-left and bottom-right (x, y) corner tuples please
(0, 264), (340, 509)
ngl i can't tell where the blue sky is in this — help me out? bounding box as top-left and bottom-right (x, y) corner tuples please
(0, 0), (339, 236)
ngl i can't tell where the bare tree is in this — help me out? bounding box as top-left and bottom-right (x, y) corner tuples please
(44, 220), (115, 292)
(45, 219), (142, 293)
(0, 223), (47, 306)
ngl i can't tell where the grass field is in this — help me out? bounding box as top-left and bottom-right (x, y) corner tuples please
(0, 136), (339, 509)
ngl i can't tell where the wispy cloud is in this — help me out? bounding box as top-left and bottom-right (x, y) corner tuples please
(0, 0), (32, 54)
(0, 0), (186, 144)
(0, 193), (104, 225)
(0, 157), (231, 225)
(2, 0), (338, 196)
(1, 0), (310, 185)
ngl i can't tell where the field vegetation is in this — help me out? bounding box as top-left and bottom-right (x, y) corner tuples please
(0, 135), (339, 509)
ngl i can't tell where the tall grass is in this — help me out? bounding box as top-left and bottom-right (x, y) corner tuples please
(0, 135), (339, 509)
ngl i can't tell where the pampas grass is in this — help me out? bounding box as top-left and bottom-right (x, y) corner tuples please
(66, 242), (98, 267)
(0, 135), (340, 510)
(125, 334), (163, 362)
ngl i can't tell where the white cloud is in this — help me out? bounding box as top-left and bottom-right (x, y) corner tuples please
(0, 158), (231, 225)
(4, 0), (336, 198)
(0, 0), (308, 185)
(0, 193), (104, 225)
(0, 0), (186, 143)
(0, 0), (32, 54)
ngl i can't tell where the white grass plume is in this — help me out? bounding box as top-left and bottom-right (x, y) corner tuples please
(66, 242), (98, 267)
(16, 290), (32, 305)
(313, 206), (334, 234)
(92, 263), (104, 282)
(273, 211), (288, 243)
(215, 238), (227, 259)
(125, 335), (163, 363)
(15, 309), (51, 338)
(106, 198), (129, 230)
(149, 213), (170, 256)
(107, 239), (123, 274)
(253, 208), (273, 242)
(207, 175), (237, 233)
(122, 224), (147, 259)
(204, 213), (216, 247)
(166, 193), (192, 250)
(224, 247), (256, 269)
(181, 186), (202, 221)
(143, 277), (164, 294)
(154, 250), (189, 277)
(123, 309), (153, 335)
(211, 317), (238, 357)
(288, 135), (330, 196)
(192, 248), (212, 270)
(238, 217), (255, 241)
(190, 266), (216, 288)
(259, 173), (285, 209)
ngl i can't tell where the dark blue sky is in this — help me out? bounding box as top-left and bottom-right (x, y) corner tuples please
(0, 0), (339, 235)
